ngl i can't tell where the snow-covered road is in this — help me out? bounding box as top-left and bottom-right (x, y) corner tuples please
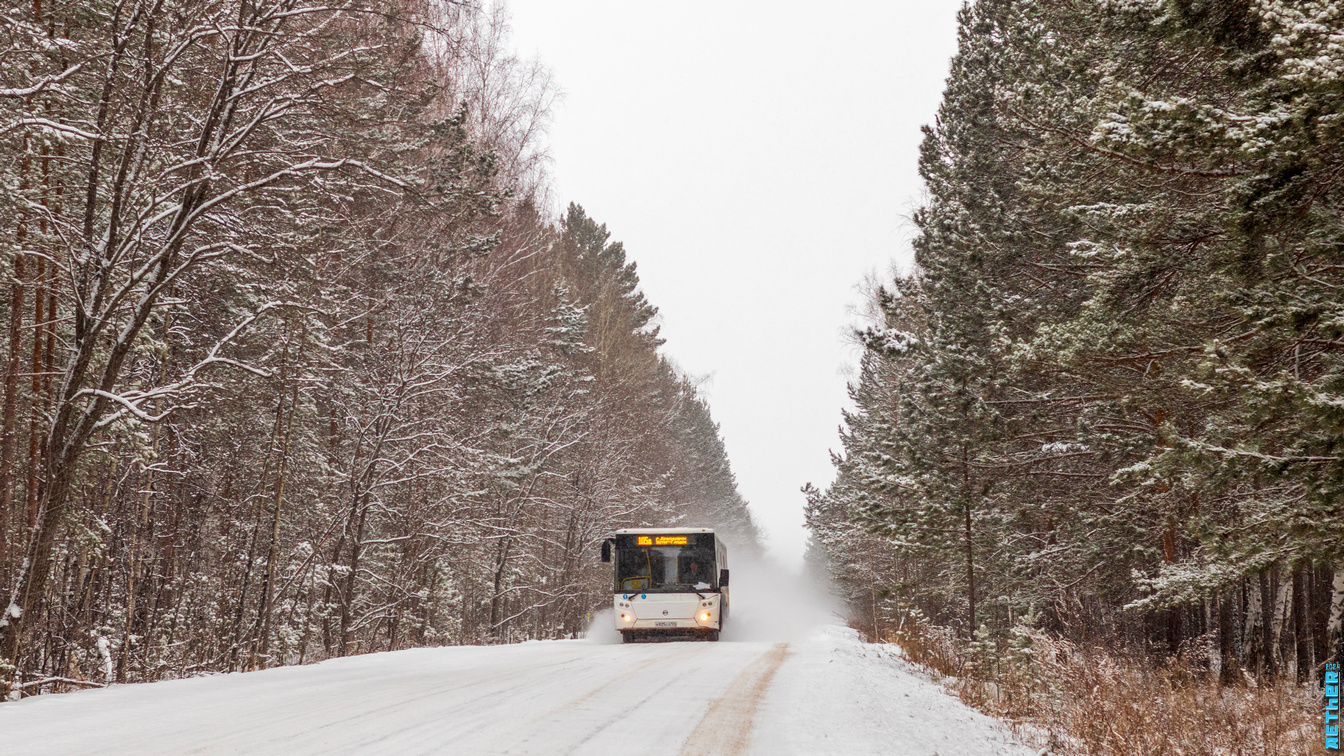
(0, 623), (1032, 755)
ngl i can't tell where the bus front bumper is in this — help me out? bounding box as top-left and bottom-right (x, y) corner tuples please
(615, 594), (720, 631)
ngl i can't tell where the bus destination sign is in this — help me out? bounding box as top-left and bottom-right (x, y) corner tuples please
(636, 535), (688, 546)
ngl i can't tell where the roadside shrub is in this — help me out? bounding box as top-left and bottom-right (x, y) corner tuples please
(880, 614), (1320, 755)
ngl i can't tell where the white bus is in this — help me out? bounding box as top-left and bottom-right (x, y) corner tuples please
(600, 528), (729, 642)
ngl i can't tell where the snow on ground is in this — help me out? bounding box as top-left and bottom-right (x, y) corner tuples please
(0, 626), (1033, 755)
(0, 567), (1033, 755)
(755, 624), (1034, 756)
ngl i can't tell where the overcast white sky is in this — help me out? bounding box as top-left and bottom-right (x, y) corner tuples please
(506, 1), (964, 565)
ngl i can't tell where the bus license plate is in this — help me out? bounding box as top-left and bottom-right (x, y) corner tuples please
(654, 621), (677, 627)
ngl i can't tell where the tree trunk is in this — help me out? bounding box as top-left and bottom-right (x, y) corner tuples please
(490, 534), (512, 641)
(338, 494), (369, 657)
(1329, 564), (1343, 667)
(1292, 563), (1311, 683)
(1273, 566), (1292, 676)
(961, 443), (975, 636)
(964, 501), (975, 635)
(258, 373), (296, 662)
(1244, 575), (1261, 672)
(1163, 523), (1180, 657)
(116, 463), (156, 684)
(229, 488), (268, 670)
(25, 250), (45, 532)
(1, 21), (35, 598)
(0, 230), (25, 585)
(1260, 568), (1276, 677)
(1218, 589), (1236, 685)
(320, 414), (343, 657)
(1316, 562), (1336, 670)
(2, 460), (77, 672)
(338, 427), (383, 657)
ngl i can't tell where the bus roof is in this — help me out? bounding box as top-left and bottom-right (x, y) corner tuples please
(613, 527), (716, 535)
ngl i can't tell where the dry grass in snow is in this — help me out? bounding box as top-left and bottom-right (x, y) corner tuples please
(875, 617), (1323, 756)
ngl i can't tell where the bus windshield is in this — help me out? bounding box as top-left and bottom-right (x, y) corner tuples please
(615, 546), (716, 592)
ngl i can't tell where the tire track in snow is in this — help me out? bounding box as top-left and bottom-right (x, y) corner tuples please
(429, 647), (681, 753)
(679, 642), (790, 756)
(521, 643), (726, 755)
(536, 649), (673, 720)
(348, 643), (714, 754)
(205, 652), (588, 752)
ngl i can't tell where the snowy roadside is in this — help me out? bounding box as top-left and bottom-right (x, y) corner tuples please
(750, 624), (1039, 756)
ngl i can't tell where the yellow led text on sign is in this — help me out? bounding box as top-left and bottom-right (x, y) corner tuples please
(634, 535), (688, 546)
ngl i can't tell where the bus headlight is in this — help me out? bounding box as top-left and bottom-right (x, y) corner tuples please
(699, 612), (711, 622)
(620, 613), (632, 623)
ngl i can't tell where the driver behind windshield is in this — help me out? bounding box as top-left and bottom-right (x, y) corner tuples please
(679, 557), (712, 588)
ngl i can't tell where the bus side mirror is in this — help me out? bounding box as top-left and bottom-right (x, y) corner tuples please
(719, 569), (729, 587)
(600, 539), (611, 563)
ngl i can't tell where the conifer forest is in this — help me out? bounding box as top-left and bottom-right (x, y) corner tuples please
(0, 0), (758, 697)
(807, 0), (1344, 690)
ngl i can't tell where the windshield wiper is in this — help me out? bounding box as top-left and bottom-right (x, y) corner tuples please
(661, 582), (708, 599)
